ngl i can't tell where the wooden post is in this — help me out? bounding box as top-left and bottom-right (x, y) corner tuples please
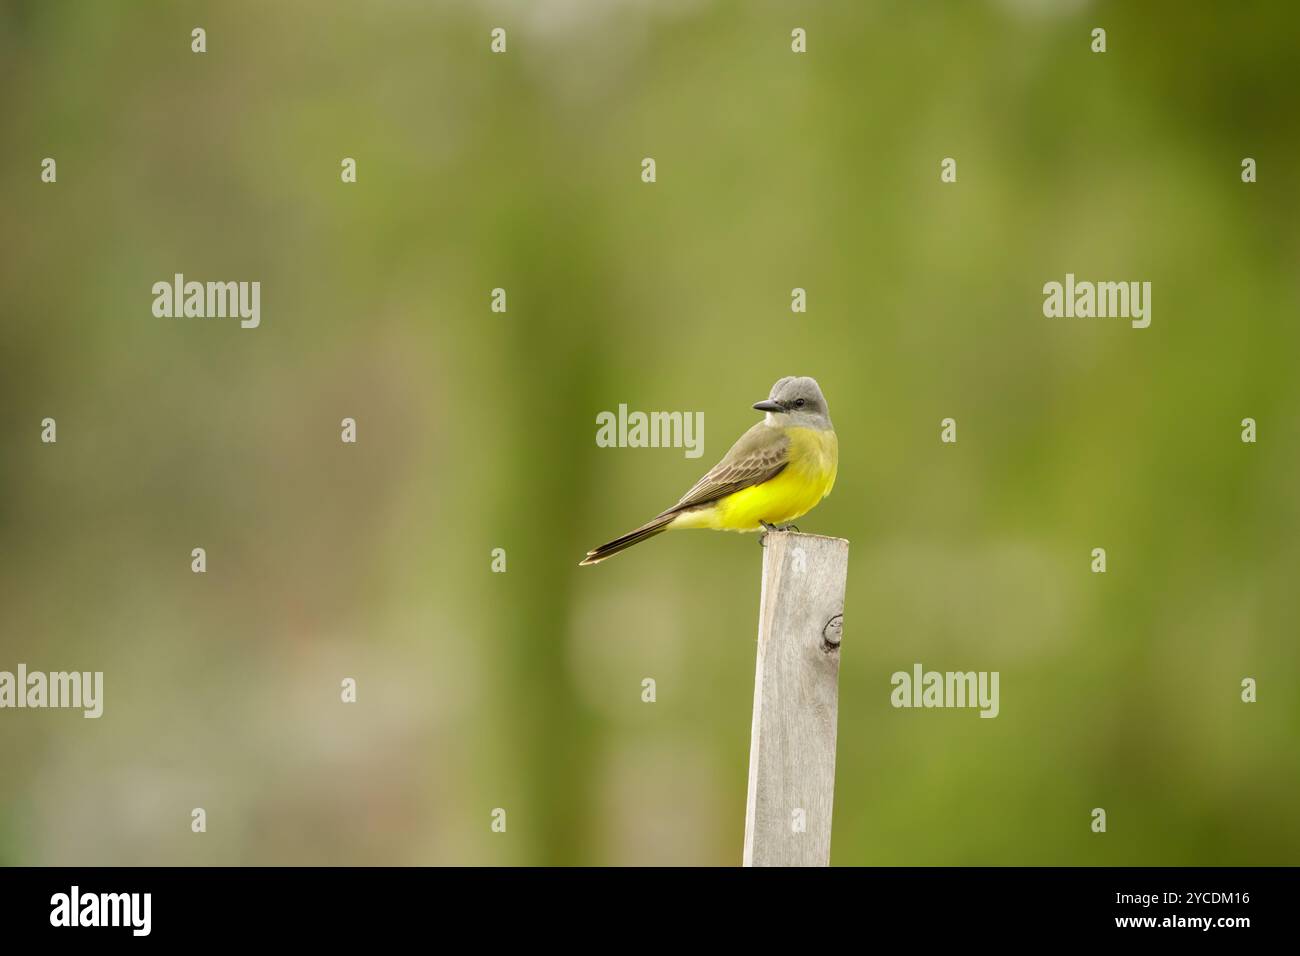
(743, 531), (848, 867)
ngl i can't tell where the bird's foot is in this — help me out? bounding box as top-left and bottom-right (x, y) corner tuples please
(759, 521), (800, 546)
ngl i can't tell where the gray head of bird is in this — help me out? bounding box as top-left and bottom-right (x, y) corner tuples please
(752, 376), (833, 430)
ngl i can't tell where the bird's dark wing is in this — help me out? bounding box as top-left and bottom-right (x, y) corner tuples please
(658, 422), (790, 516)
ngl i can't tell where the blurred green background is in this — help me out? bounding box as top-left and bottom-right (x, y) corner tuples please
(2, 0), (1298, 866)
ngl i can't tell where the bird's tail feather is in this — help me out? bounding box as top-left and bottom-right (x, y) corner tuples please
(580, 513), (675, 565)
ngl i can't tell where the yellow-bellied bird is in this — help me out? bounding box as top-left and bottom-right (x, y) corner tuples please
(581, 376), (838, 565)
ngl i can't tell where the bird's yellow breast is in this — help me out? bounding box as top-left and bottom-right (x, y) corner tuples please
(671, 427), (838, 532)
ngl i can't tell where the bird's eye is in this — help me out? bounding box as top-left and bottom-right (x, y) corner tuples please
(794, 398), (806, 408)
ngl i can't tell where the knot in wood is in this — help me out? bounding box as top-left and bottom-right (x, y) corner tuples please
(821, 613), (843, 651)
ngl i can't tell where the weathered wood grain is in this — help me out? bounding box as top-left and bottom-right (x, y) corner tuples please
(743, 531), (848, 867)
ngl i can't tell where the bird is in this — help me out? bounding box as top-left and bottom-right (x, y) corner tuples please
(580, 376), (838, 565)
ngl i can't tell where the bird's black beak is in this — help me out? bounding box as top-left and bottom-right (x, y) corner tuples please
(753, 399), (782, 412)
